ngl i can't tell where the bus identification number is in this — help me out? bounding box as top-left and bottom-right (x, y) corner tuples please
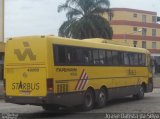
(27, 68), (39, 72)
(128, 69), (136, 75)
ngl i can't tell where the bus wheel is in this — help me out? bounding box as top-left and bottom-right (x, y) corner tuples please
(96, 88), (107, 108)
(133, 85), (144, 99)
(82, 89), (95, 111)
(42, 105), (59, 111)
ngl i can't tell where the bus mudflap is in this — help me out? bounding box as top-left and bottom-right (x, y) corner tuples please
(146, 78), (153, 92)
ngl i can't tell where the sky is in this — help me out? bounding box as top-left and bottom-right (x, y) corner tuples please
(5, 0), (160, 39)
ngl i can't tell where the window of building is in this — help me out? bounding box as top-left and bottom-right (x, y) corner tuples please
(152, 16), (157, 23)
(108, 12), (113, 21)
(133, 27), (137, 32)
(133, 13), (137, 18)
(142, 41), (146, 48)
(152, 29), (156, 36)
(142, 15), (147, 22)
(142, 28), (147, 36)
(152, 42), (157, 49)
(133, 41), (138, 47)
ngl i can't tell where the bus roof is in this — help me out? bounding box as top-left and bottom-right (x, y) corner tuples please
(46, 36), (149, 54)
(8, 35), (150, 54)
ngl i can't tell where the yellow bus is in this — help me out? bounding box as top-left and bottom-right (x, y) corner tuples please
(4, 36), (153, 110)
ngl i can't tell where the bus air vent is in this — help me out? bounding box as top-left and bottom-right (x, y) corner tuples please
(57, 83), (68, 94)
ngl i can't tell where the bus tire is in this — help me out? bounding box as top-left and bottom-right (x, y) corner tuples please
(133, 85), (144, 99)
(96, 88), (107, 108)
(82, 88), (95, 111)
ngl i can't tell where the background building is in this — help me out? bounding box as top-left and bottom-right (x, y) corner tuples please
(104, 8), (160, 73)
(0, 0), (4, 42)
(0, 0), (4, 80)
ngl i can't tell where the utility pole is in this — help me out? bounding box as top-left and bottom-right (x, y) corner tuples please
(0, 0), (4, 42)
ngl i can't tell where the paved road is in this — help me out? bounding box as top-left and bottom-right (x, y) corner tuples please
(0, 89), (159, 119)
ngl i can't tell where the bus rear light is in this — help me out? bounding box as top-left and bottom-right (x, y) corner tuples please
(47, 78), (54, 92)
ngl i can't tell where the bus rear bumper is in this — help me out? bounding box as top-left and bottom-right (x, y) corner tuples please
(5, 92), (84, 107)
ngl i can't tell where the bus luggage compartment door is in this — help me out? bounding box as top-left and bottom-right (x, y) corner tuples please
(5, 67), (47, 97)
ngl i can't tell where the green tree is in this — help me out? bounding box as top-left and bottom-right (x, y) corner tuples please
(58, 0), (113, 39)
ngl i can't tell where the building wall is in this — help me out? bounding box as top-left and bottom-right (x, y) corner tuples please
(104, 8), (160, 55)
(108, 8), (157, 23)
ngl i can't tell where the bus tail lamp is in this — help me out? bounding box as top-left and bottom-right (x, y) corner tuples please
(47, 78), (54, 92)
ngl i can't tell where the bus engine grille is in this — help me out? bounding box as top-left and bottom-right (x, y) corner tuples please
(57, 83), (68, 93)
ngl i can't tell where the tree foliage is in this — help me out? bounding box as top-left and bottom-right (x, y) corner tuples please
(58, 0), (113, 39)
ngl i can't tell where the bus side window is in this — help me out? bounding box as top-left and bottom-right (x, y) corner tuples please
(65, 47), (72, 64)
(106, 50), (112, 65)
(139, 54), (146, 66)
(124, 52), (130, 65)
(119, 52), (124, 65)
(129, 53), (134, 66)
(112, 51), (119, 65)
(76, 48), (83, 65)
(99, 50), (105, 65)
(67, 53), (71, 63)
(65, 47), (83, 65)
(82, 49), (93, 65)
(133, 53), (139, 65)
(93, 50), (99, 65)
(54, 45), (66, 65)
(142, 54), (146, 66)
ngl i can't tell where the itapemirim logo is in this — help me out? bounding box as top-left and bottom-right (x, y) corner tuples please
(14, 42), (36, 61)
